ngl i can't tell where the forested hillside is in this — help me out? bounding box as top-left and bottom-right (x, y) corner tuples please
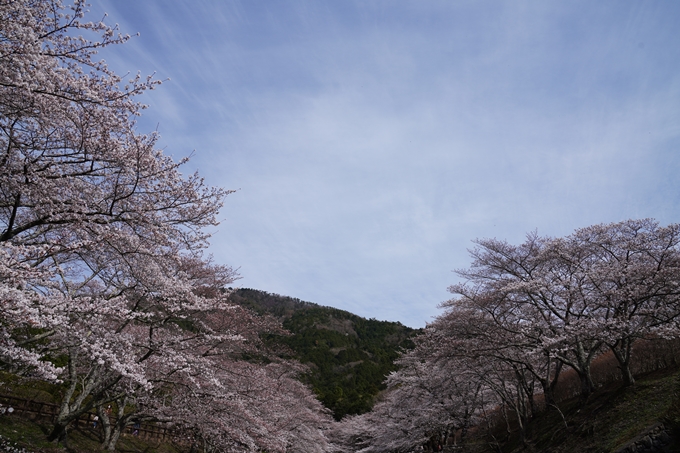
(229, 289), (419, 419)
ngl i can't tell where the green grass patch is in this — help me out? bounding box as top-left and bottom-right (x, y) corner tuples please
(0, 370), (61, 404)
(498, 367), (680, 453)
(0, 415), (187, 453)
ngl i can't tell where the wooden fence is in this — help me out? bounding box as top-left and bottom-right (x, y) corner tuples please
(0, 394), (190, 444)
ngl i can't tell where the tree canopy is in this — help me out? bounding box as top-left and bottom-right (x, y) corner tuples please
(0, 2), (332, 451)
(334, 220), (680, 452)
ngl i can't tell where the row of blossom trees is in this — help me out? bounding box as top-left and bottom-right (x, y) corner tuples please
(5, 3), (680, 452)
(0, 1), (332, 451)
(333, 219), (680, 452)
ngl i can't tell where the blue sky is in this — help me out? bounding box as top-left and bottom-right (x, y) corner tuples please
(90, 1), (680, 327)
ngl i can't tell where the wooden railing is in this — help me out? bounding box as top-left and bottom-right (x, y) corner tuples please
(0, 394), (189, 444)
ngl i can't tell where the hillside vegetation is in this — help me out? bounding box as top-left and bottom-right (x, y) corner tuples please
(2, 292), (680, 452)
(229, 289), (419, 419)
(472, 366), (680, 453)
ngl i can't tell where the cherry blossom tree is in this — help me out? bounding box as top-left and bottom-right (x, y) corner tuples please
(439, 286), (563, 410)
(447, 220), (680, 399)
(1, 2), (337, 451)
(332, 220), (680, 451)
(1, 0), (225, 373)
(171, 361), (333, 453)
(42, 257), (250, 443)
(561, 219), (680, 386)
(330, 325), (489, 453)
(451, 233), (605, 399)
(80, 289), (333, 452)
(428, 301), (558, 441)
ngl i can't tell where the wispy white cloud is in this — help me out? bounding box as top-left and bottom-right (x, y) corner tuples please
(89, 0), (680, 326)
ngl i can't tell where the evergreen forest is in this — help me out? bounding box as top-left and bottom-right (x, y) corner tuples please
(229, 289), (419, 419)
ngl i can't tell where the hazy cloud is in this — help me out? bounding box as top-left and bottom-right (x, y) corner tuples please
(90, 0), (680, 326)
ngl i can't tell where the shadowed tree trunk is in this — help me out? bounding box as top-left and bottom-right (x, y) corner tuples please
(610, 337), (636, 387)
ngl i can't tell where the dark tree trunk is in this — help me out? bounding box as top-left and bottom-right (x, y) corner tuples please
(569, 339), (600, 401)
(47, 423), (68, 443)
(610, 337), (636, 387)
(578, 369), (595, 400)
(544, 360), (563, 408)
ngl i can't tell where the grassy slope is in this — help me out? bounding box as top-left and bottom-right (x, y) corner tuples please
(3, 367), (680, 453)
(464, 367), (680, 453)
(0, 416), (184, 453)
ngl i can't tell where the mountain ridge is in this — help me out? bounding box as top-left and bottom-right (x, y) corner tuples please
(228, 288), (420, 420)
